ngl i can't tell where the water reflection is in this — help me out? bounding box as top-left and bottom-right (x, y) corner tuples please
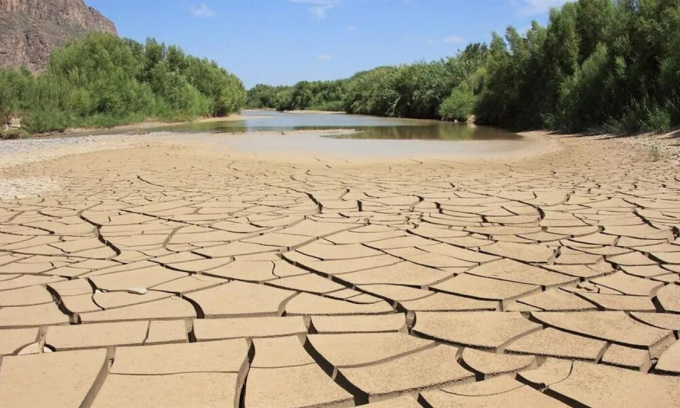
(139, 110), (520, 141)
(324, 124), (516, 141)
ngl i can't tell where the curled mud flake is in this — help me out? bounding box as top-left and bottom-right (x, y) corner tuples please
(126, 287), (147, 295)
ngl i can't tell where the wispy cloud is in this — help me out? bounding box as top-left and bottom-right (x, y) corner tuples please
(189, 2), (216, 18)
(442, 35), (465, 44)
(345, 25), (356, 32)
(290, 0), (340, 19)
(515, 0), (572, 15)
(317, 54), (332, 60)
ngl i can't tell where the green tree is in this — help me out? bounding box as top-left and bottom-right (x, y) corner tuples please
(0, 33), (246, 133)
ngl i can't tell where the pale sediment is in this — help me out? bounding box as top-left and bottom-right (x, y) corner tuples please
(0, 176), (60, 199)
(0, 134), (138, 198)
(620, 131), (680, 164)
(0, 134), (137, 170)
(0, 130), (678, 407)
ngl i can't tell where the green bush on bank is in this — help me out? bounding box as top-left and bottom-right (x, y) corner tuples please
(0, 128), (28, 140)
(250, 0), (679, 135)
(246, 80), (347, 112)
(438, 87), (476, 121)
(473, 0), (679, 134)
(0, 33), (246, 134)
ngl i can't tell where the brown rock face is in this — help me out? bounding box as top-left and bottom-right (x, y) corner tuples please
(0, 0), (117, 72)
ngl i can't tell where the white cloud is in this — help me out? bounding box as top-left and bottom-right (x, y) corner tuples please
(442, 35), (465, 44)
(346, 25), (356, 32)
(189, 2), (216, 18)
(290, 0), (340, 19)
(317, 54), (332, 60)
(516, 0), (572, 15)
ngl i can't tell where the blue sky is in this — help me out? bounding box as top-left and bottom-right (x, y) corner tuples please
(88, 0), (569, 88)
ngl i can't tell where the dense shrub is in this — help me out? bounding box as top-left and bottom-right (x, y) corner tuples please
(344, 67), (400, 116)
(475, 0), (679, 133)
(0, 128), (29, 139)
(246, 80), (347, 112)
(603, 100), (672, 135)
(439, 87), (476, 121)
(0, 33), (246, 134)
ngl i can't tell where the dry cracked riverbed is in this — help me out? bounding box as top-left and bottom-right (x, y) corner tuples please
(0, 131), (679, 407)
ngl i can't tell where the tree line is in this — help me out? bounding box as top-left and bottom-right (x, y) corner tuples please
(247, 80), (347, 112)
(248, 0), (679, 134)
(0, 33), (246, 136)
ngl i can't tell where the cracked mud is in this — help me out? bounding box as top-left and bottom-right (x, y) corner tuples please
(0, 132), (679, 407)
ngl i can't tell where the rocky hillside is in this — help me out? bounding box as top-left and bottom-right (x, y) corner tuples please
(0, 0), (117, 72)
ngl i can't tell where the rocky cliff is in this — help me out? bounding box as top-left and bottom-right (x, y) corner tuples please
(0, 0), (117, 72)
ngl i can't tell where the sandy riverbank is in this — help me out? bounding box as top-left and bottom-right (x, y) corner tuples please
(54, 112), (272, 136)
(57, 109), (346, 136)
(0, 128), (559, 172)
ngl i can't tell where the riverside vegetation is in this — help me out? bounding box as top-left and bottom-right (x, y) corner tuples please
(0, 33), (245, 136)
(1, 0), (678, 138)
(247, 0), (680, 135)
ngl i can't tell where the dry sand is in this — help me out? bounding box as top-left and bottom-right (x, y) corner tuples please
(0, 129), (679, 407)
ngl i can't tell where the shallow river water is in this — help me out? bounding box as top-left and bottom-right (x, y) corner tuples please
(74, 110), (550, 160)
(143, 110), (521, 141)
